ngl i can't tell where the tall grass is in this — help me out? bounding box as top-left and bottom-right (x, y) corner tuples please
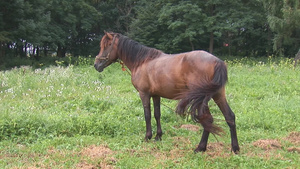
(0, 64), (143, 143)
(0, 57), (299, 168)
(225, 57), (299, 140)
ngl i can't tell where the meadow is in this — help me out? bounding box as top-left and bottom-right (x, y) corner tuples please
(0, 57), (299, 168)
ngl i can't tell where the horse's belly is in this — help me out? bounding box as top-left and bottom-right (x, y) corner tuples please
(147, 60), (189, 99)
(152, 88), (180, 99)
(149, 78), (186, 99)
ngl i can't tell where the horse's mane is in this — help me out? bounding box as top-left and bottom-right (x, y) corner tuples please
(116, 34), (163, 67)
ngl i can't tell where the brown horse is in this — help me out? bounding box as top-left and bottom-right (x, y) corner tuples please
(94, 32), (240, 154)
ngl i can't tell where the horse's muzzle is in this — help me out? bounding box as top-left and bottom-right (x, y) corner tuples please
(94, 63), (105, 72)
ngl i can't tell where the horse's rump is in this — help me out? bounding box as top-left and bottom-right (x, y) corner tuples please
(176, 60), (227, 134)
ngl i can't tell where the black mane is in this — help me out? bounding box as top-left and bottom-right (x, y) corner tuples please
(117, 34), (163, 67)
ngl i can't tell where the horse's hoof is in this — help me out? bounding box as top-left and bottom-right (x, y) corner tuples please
(194, 147), (206, 153)
(232, 145), (240, 154)
(144, 136), (152, 142)
(155, 135), (162, 141)
(232, 149), (240, 154)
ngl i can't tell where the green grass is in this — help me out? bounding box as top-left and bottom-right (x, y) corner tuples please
(0, 57), (299, 168)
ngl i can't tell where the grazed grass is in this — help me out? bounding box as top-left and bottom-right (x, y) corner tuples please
(0, 57), (299, 168)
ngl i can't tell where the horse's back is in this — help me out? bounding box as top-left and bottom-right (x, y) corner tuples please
(153, 50), (219, 69)
(132, 50), (222, 99)
(172, 50), (220, 76)
(182, 50), (219, 63)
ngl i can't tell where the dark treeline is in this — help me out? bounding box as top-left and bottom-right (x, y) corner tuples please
(0, 0), (299, 61)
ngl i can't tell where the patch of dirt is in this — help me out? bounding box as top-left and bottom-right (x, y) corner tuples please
(247, 150), (285, 160)
(251, 132), (300, 153)
(79, 145), (116, 169)
(205, 142), (233, 158)
(247, 132), (300, 160)
(171, 136), (234, 159)
(247, 139), (285, 160)
(284, 131), (300, 145)
(81, 145), (114, 159)
(125, 137), (190, 165)
(172, 136), (191, 145)
(287, 147), (300, 153)
(180, 124), (200, 132)
(76, 162), (97, 169)
(284, 132), (300, 154)
(169, 148), (186, 160)
(207, 142), (225, 151)
(252, 139), (282, 150)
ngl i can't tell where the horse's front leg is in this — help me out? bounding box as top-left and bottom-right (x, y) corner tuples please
(139, 92), (152, 141)
(153, 96), (162, 141)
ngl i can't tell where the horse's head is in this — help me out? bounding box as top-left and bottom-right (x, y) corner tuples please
(94, 32), (119, 72)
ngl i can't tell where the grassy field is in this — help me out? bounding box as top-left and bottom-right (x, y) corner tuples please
(0, 57), (299, 168)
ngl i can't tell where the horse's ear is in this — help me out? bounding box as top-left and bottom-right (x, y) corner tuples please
(106, 32), (113, 40)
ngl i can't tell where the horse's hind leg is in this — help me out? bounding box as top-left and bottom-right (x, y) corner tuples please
(194, 107), (212, 153)
(194, 96), (213, 153)
(213, 88), (240, 154)
(153, 96), (162, 141)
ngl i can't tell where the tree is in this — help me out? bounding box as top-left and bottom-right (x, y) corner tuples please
(157, 1), (206, 52)
(68, 0), (102, 57)
(47, 0), (101, 57)
(203, 0), (271, 56)
(0, 0), (19, 58)
(19, 0), (51, 58)
(129, 0), (162, 48)
(129, 0), (271, 56)
(1, 0), (294, 65)
(264, 0), (300, 56)
(130, 0), (206, 53)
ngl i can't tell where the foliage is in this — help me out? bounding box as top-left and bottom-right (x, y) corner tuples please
(128, 0), (162, 49)
(0, 58), (299, 168)
(263, 0), (300, 56)
(129, 0), (272, 56)
(0, 0), (102, 58)
(47, 0), (102, 57)
(0, 0), (298, 61)
(208, 0), (271, 56)
(158, 1), (206, 52)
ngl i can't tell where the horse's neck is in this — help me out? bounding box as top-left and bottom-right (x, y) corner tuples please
(118, 54), (134, 72)
(117, 41), (164, 71)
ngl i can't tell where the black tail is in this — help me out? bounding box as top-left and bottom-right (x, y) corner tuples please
(176, 60), (228, 134)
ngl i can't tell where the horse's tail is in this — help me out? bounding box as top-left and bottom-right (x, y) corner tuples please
(176, 59), (227, 135)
